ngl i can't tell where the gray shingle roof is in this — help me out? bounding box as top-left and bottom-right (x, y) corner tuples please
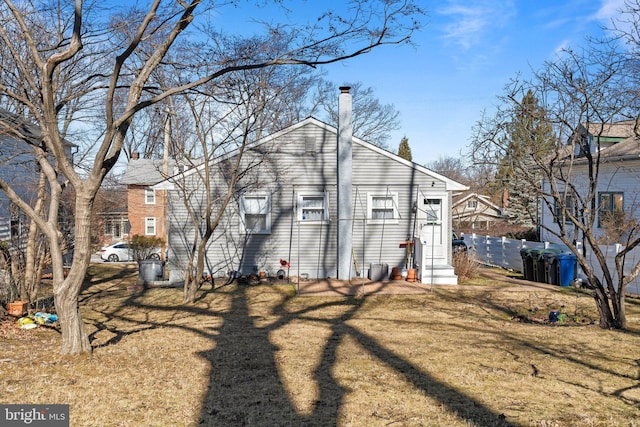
(121, 158), (176, 185)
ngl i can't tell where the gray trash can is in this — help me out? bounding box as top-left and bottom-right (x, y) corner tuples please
(138, 259), (165, 282)
(368, 263), (389, 282)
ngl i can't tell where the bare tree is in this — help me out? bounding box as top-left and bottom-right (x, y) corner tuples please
(425, 156), (470, 185)
(0, 0), (424, 354)
(315, 80), (401, 149)
(471, 35), (640, 328)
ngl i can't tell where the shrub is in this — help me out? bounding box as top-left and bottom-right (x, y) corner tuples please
(453, 251), (480, 282)
(129, 235), (164, 261)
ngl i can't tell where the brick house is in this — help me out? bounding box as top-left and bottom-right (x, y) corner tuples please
(121, 152), (174, 257)
(94, 186), (129, 247)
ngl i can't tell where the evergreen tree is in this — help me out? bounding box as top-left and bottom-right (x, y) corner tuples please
(397, 136), (412, 161)
(496, 90), (554, 226)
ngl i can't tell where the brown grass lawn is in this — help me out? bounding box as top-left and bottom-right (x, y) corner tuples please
(1, 264), (640, 426)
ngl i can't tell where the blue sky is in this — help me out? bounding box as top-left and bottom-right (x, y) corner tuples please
(105, 0), (625, 167)
(317, 0), (626, 166)
(209, 0), (625, 166)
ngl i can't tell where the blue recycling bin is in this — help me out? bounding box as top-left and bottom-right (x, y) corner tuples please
(556, 253), (577, 286)
(520, 248), (535, 281)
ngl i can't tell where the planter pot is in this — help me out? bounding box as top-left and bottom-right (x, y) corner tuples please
(390, 267), (402, 280)
(406, 269), (416, 283)
(7, 301), (28, 317)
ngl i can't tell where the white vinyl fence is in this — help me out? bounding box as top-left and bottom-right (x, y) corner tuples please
(462, 233), (640, 295)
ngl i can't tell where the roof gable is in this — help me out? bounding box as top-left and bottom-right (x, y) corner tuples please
(157, 117), (468, 192)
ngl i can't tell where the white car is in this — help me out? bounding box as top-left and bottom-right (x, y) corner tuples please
(100, 242), (161, 262)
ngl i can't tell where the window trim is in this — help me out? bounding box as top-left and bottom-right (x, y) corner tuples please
(423, 197), (443, 225)
(467, 200), (478, 209)
(598, 191), (624, 228)
(240, 193), (271, 234)
(367, 192), (399, 224)
(145, 188), (156, 204)
(297, 192), (330, 223)
(553, 194), (575, 224)
(105, 217), (128, 238)
(145, 217), (157, 236)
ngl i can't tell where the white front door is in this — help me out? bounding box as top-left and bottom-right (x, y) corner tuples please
(418, 195), (447, 266)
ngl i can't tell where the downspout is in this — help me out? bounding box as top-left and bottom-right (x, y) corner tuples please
(337, 86), (353, 280)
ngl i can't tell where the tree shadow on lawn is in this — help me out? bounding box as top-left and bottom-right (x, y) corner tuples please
(83, 277), (519, 426)
(193, 286), (519, 426)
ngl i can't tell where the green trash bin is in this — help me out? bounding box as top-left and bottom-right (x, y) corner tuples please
(520, 248), (535, 281)
(542, 249), (564, 284)
(556, 253), (577, 287)
(531, 248), (547, 283)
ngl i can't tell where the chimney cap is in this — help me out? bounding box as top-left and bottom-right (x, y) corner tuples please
(339, 86), (351, 93)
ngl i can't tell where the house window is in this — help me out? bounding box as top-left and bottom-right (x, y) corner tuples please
(368, 193), (399, 223)
(598, 192), (624, 227)
(145, 217), (157, 235)
(467, 200), (478, 209)
(298, 193), (329, 222)
(145, 188), (156, 204)
(105, 218), (128, 238)
(424, 198), (442, 224)
(240, 194), (271, 234)
(553, 194), (575, 224)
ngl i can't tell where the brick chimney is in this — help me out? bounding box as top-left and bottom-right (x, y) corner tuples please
(337, 86), (353, 280)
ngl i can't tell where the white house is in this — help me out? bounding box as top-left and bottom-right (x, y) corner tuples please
(157, 88), (468, 285)
(539, 121), (638, 243)
(452, 192), (502, 230)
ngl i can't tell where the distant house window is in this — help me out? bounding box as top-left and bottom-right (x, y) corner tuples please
(467, 200), (478, 208)
(553, 194), (575, 224)
(145, 188), (156, 204)
(105, 218), (128, 238)
(298, 193), (329, 222)
(598, 192), (624, 227)
(145, 217), (157, 235)
(240, 194), (271, 234)
(368, 193), (399, 223)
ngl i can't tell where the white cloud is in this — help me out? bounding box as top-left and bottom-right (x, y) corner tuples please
(437, 0), (515, 49)
(592, 0), (626, 21)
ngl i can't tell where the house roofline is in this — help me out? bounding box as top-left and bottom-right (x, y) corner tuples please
(452, 192), (501, 211)
(154, 117), (469, 192)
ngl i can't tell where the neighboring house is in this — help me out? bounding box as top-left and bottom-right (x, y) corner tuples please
(94, 187), (129, 247)
(452, 192), (502, 230)
(121, 153), (174, 254)
(157, 87), (468, 285)
(0, 108), (76, 246)
(539, 120), (638, 243)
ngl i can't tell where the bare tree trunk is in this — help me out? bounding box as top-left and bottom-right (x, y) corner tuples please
(53, 193), (94, 354)
(592, 287), (616, 328)
(22, 172), (48, 302)
(55, 281), (91, 354)
(184, 238), (209, 303)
